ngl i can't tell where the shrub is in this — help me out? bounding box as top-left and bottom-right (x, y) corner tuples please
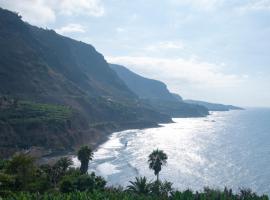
(60, 176), (76, 193)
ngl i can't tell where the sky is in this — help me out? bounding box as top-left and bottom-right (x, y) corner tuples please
(0, 0), (269, 107)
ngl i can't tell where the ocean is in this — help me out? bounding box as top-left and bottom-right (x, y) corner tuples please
(73, 108), (270, 195)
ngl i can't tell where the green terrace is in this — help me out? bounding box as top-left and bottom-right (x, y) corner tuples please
(0, 99), (72, 124)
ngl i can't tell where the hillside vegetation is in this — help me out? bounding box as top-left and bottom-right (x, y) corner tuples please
(0, 96), (83, 157)
(0, 8), (171, 157)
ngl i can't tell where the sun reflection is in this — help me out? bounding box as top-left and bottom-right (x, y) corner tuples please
(79, 110), (270, 195)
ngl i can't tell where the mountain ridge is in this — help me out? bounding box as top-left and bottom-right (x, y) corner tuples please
(0, 8), (171, 158)
(110, 64), (209, 117)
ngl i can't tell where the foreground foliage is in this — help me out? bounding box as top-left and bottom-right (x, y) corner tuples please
(1, 188), (269, 200)
(0, 148), (269, 200)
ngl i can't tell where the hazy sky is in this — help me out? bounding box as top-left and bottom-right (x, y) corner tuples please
(1, 0), (270, 107)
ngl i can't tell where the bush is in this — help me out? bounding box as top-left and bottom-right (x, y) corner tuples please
(0, 173), (15, 191)
(60, 176), (76, 193)
(59, 172), (106, 193)
(0, 159), (9, 170)
(75, 174), (95, 192)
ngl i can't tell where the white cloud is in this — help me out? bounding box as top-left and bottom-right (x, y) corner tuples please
(0, 0), (56, 26)
(237, 0), (270, 12)
(116, 27), (126, 33)
(0, 0), (104, 26)
(170, 0), (224, 11)
(172, 0), (270, 12)
(51, 0), (104, 17)
(145, 41), (184, 52)
(56, 23), (86, 34)
(107, 56), (247, 91)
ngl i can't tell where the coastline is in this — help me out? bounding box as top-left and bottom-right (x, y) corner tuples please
(17, 109), (242, 164)
(35, 113), (212, 164)
(37, 112), (211, 165)
(36, 120), (166, 165)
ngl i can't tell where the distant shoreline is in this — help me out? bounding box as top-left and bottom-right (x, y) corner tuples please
(27, 110), (246, 164)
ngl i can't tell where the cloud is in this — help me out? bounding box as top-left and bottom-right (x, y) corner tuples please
(107, 56), (247, 91)
(52, 0), (105, 16)
(116, 27), (126, 33)
(171, 0), (270, 13)
(0, 0), (56, 26)
(145, 41), (184, 52)
(56, 23), (86, 34)
(0, 0), (104, 26)
(237, 0), (270, 12)
(170, 0), (225, 11)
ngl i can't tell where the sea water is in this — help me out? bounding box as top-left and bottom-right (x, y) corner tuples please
(75, 108), (270, 195)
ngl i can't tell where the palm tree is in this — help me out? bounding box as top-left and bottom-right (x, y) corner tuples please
(77, 146), (93, 174)
(148, 149), (168, 182)
(127, 177), (152, 195)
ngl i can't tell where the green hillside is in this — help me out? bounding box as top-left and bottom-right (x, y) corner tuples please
(0, 8), (171, 158)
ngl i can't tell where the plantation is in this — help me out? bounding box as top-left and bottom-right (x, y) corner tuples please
(0, 97), (80, 157)
(0, 97), (72, 124)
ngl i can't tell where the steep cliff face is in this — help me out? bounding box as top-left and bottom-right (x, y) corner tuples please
(28, 26), (137, 101)
(0, 8), (135, 102)
(110, 64), (209, 117)
(0, 8), (171, 158)
(109, 64), (176, 101)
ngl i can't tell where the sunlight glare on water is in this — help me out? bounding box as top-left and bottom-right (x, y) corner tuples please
(74, 109), (270, 195)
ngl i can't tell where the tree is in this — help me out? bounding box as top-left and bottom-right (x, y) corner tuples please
(0, 158), (9, 171)
(148, 149), (168, 182)
(77, 146), (93, 174)
(150, 180), (173, 197)
(40, 158), (73, 189)
(0, 172), (15, 191)
(55, 157), (73, 175)
(92, 173), (106, 190)
(41, 164), (61, 188)
(60, 172), (106, 193)
(5, 154), (36, 190)
(127, 177), (152, 195)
